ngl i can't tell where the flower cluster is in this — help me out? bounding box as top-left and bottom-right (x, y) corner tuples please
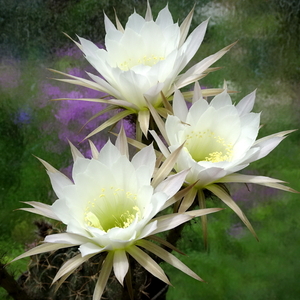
(12, 2), (296, 300)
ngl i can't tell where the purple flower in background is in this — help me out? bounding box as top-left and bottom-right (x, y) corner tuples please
(54, 42), (104, 59)
(54, 44), (82, 59)
(35, 45), (136, 162)
(40, 82), (107, 147)
(13, 109), (31, 124)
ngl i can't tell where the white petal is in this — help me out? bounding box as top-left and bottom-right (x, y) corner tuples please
(155, 4), (173, 29)
(131, 144), (156, 175)
(236, 90), (256, 116)
(45, 233), (89, 245)
(104, 14), (117, 33)
(155, 170), (189, 200)
(93, 252), (113, 300)
(150, 213), (193, 235)
(21, 201), (60, 220)
(137, 239), (203, 281)
(79, 242), (107, 256)
(97, 140), (121, 167)
(210, 89), (232, 108)
(113, 250), (129, 285)
(126, 12), (146, 33)
(127, 245), (170, 285)
(10, 243), (72, 263)
(173, 89), (188, 121)
(52, 253), (94, 284)
(180, 19), (209, 66)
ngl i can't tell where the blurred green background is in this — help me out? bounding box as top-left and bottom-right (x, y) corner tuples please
(0, 0), (299, 299)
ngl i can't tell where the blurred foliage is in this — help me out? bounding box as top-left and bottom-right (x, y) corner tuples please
(165, 192), (300, 300)
(0, 0), (147, 59)
(198, 0), (300, 89)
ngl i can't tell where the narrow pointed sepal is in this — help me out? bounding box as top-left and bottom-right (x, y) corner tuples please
(93, 252), (114, 300)
(137, 239), (203, 281)
(126, 245), (171, 285)
(206, 184), (259, 240)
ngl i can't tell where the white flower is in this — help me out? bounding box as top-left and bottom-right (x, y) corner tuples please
(53, 2), (233, 138)
(151, 83), (296, 239)
(12, 131), (221, 299)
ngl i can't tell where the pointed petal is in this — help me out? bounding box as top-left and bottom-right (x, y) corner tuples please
(84, 110), (132, 140)
(178, 187), (197, 213)
(52, 253), (94, 285)
(145, 98), (169, 143)
(138, 110), (150, 137)
(113, 250), (129, 286)
(114, 9), (124, 32)
(173, 89), (188, 121)
(93, 252), (113, 300)
(86, 72), (123, 99)
(36, 158), (73, 199)
(184, 207), (224, 217)
(104, 13), (117, 32)
(145, 0), (153, 21)
(155, 169), (189, 200)
(115, 124), (129, 158)
(172, 181), (199, 211)
(192, 81), (203, 104)
(179, 5), (195, 47)
(68, 141), (84, 161)
(79, 105), (117, 133)
(206, 184), (258, 240)
(10, 243), (72, 263)
(175, 42), (237, 90)
(149, 130), (170, 158)
(182, 19), (209, 64)
(49, 69), (107, 92)
(254, 129), (296, 145)
(161, 91), (173, 114)
(20, 201), (59, 220)
(127, 245), (170, 285)
(131, 144), (156, 180)
(146, 235), (185, 255)
(137, 239), (203, 281)
(218, 173), (298, 193)
(151, 143), (184, 188)
(88, 140), (99, 159)
(150, 213), (193, 235)
(198, 189), (208, 249)
(236, 90), (256, 116)
(45, 233), (89, 245)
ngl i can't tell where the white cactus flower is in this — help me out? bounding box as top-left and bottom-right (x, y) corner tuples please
(53, 2), (233, 138)
(151, 83), (296, 239)
(11, 131), (221, 299)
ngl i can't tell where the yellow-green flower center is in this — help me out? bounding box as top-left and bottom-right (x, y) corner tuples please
(119, 54), (165, 71)
(84, 187), (141, 232)
(185, 129), (233, 163)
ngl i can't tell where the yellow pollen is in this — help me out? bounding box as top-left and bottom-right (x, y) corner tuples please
(185, 129), (233, 163)
(85, 212), (103, 230)
(119, 54), (165, 71)
(84, 186), (141, 232)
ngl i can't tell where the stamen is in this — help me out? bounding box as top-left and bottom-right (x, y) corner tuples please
(119, 54), (165, 71)
(84, 186), (141, 231)
(185, 129), (233, 163)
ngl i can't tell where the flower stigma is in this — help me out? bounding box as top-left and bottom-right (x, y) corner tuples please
(84, 187), (141, 232)
(185, 129), (233, 163)
(119, 54), (166, 71)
